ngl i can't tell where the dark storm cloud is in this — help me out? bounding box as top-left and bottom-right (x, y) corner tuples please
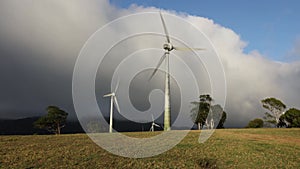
(0, 0), (113, 119)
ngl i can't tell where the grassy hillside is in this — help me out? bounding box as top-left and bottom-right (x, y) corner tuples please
(0, 128), (299, 168)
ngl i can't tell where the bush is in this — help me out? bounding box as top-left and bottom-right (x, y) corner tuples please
(279, 108), (300, 128)
(246, 118), (264, 128)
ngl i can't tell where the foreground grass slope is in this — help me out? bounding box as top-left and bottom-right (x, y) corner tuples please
(0, 128), (299, 168)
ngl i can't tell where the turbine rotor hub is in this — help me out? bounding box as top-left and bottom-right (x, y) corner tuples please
(163, 43), (173, 51)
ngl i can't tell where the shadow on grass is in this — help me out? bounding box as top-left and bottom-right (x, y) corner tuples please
(198, 158), (218, 169)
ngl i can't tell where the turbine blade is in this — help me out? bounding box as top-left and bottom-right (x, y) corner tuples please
(114, 96), (120, 113)
(154, 123), (160, 127)
(114, 79), (120, 93)
(160, 11), (170, 43)
(149, 52), (166, 80)
(173, 46), (205, 51)
(152, 114), (154, 121)
(103, 93), (113, 97)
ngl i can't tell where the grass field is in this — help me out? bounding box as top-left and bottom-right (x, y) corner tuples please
(1, 128), (299, 168)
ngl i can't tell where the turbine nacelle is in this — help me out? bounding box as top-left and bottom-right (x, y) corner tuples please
(103, 92), (115, 97)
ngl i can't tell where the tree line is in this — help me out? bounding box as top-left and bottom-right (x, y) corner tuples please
(35, 94), (227, 135)
(246, 97), (300, 128)
(33, 96), (299, 135)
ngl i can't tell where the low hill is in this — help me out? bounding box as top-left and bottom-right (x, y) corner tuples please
(0, 117), (84, 135)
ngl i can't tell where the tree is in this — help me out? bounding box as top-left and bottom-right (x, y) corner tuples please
(206, 104), (226, 129)
(34, 106), (68, 135)
(262, 112), (277, 127)
(191, 94), (212, 130)
(246, 118), (264, 128)
(217, 111), (227, 129)
(261, 97), (286, 127)
(279, 108), (300, 128)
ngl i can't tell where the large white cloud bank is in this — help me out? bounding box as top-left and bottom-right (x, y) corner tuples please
(0, 0), (299, 127)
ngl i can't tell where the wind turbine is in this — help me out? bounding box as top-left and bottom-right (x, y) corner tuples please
(149, 12), (204, 131)
(103, 82), (120, 133)
(150, 114), (161, 132)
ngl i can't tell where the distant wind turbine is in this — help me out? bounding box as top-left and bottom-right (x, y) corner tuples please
(150, 114), (161, 132)
(103, 81), (120, 133)
(149, 11), (204, 131)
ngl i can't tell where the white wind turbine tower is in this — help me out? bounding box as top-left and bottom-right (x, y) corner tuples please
(150, 114), (161, 132)
(149, 12), (204, 131)
(103, 82), (120, 133)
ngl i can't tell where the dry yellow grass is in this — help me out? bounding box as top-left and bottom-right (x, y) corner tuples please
(0, 128), (299, 168)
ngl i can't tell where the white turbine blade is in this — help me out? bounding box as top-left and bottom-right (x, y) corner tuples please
(173, 46), (205, 51)
(152, 114), (154, 121)
(160, 11), (170, 43)
(149, 52), (166, 80)
(154, 123), (160, 127)
(114, 79), (120, 93)
(113, 96), (121, 113)
(103, 93), (113, 97)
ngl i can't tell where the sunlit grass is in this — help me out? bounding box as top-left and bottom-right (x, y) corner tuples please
(0, 128), (299, 168)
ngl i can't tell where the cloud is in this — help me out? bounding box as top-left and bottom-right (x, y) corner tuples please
(0, 0), (299, 127)
(0, 0), (112, 118)
(186, 16), (300, 126)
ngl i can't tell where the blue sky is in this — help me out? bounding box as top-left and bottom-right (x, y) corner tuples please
(110, 0), (300, 62)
